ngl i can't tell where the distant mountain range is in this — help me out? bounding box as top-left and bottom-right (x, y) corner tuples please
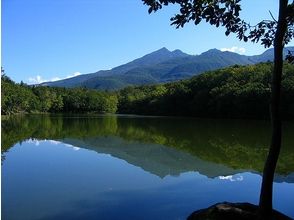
(40, 47), (294, 90)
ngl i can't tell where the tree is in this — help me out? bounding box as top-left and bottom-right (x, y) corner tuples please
(142, 0), (293, 219)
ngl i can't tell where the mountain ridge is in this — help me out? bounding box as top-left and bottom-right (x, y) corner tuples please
(40, 46), (294, 90)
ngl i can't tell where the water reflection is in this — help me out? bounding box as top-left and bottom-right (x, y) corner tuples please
(2, 114), (294, 177)
(2, 114), (294, 219)
(218, 174), (244, 182)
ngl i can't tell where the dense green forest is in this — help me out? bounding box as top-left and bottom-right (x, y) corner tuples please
(1, 74), (118, 115)
(2, 62), (294, 118)
(118, 62), (294, 119)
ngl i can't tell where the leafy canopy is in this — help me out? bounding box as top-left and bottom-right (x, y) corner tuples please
(143, 0), (294, 49)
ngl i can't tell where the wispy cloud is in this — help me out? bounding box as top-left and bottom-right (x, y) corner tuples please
(28, 72), (82, 84)
(27, 138), (40, 146)
(50, 77), (62, 82)
(26, 139), (80, 151)
(65, 145), (81, 151)
(219, 174), (244, 182)
(220, 46), (246, 54)
(28, 75), (46, 84)
(68, 72), (81, 78)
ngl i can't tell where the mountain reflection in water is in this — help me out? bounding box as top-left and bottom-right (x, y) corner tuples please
(2, 114), (294, 220)
(2, 114), (294, 180)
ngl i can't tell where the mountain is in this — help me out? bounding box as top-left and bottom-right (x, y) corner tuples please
(61, 137), (243, 179)
(40, 46), (294, 90)
(61, 136), (294, 182)
(110, 47), (189, 74)
(250, 47), (281, 63)
(40, 47), (189, 89)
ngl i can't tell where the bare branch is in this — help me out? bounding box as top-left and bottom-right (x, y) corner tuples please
(269, 10), (277, 22)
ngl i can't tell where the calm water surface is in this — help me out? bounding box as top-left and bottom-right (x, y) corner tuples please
(2, 114), (294, 220)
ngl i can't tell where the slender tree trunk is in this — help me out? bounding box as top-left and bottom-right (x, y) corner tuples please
(258, 0), (288, 219)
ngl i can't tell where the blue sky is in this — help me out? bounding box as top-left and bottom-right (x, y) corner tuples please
(2, 0), (293, 84)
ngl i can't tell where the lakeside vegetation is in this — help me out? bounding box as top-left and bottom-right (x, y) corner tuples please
(118, 62), (294, 119)
(2, 62), (294, 119)
(1, 74), (118, 114)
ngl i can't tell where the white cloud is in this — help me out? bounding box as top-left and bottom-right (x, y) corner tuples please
(27, 72), (82, 84)
(50, 77), (62, 81)
(64, 143), (74, 147)
(26, 138), (40, 146)
(49, 141), (81, 151)
(220, 46), (246, 54)
(64, 143), (80, 151)
(28, 75), (45, 84)
(49, 140), (60, 145)
(26, 139), (80, 151)
(67, 72), (81, 78)
(219, 174), (243, 182)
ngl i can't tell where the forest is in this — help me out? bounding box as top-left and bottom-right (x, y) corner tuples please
(1, 74), (118, 114)
(2, 62), (294, 119)
(118, 62), (294, 119)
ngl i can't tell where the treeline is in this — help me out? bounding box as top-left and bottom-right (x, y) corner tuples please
(1, 75), (117, 115)
(118, 62), (294, 119)
(2, 62), (294, 118)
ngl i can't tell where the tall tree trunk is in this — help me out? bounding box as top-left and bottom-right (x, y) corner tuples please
(258, 0), (288, 219)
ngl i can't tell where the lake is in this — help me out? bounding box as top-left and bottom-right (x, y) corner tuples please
(2, 114), (294, 220)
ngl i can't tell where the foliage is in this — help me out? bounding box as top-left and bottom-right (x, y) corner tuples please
(143, 0), (294, 48)
(118, 62), (294, 119)
(142, 0), (294, 217)
(1, 75), (118, 115)
(2, 62), (294, 119)
(1, 75), (39, 115)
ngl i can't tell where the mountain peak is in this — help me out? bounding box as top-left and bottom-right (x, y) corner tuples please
(133, 47), (186, 66)
(201, 48), (222, 55)
(41, 47), (282, 90)
(158, 47), (170, 52)
(172, 49), (188, 56)
(151, 47), (171, 55)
